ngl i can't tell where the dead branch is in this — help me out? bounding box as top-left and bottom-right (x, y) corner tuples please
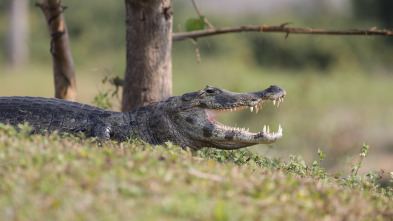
(172, 24), (393, 41)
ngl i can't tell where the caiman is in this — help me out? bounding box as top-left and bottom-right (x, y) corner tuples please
(0, 85), (286, 151)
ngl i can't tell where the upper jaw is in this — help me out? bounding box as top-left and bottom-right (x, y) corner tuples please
(205, 85), (286, 110)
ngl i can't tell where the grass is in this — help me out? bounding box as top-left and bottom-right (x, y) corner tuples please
(0, 124), (392, 221)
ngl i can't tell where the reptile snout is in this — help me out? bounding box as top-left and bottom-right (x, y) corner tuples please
(268, 85), (285, 94)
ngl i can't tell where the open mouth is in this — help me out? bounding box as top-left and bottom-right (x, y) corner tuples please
(204, 96), (284, 139)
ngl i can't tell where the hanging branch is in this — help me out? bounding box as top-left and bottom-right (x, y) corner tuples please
(36, 0), (77, 101)
(172, 23), (393, 41)
(190, 0), (214, 29)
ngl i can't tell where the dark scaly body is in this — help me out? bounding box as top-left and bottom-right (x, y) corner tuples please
(0, 86), (286, 151)
(0, 96), (131, 140)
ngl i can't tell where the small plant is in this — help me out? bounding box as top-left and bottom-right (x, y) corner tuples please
(353, 142), (370, 176)
(92, 75), (122, 109)
(0, 123), (18, 137)
(93, 92), (112, 109)
(310, 148), (327, 178)
(390, 172), (393, 186)
(342, 143), (371, 188)
(282, 155), (308, 177)
(311, 148), (326, 169)
(127, 131), (142, 143)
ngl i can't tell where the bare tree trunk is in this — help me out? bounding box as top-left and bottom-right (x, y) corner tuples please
(36, 0), (77, 101)
(122, 0), (173, 111)
(7, 0), (29, 67)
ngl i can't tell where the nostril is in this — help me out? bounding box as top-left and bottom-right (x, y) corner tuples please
(268, 85), (282, 93)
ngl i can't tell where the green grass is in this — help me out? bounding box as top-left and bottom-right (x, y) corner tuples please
(0, 124), (392, 220)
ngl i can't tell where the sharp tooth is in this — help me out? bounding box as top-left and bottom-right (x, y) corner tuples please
(247, 128), (249, 132)
(263, 125), (266, 133)
(250, 106), (253, 112)
(281, 98), (284, 102)
(272, 100), (276, 106)
(278, 124), (282, 133)
(267, 125), (270, 133)
(277, 100), (280, 107)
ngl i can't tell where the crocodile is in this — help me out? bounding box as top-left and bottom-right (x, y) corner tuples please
(0, 85), (286, 151)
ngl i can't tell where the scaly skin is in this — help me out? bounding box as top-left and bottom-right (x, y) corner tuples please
(0, 85), (286, 151)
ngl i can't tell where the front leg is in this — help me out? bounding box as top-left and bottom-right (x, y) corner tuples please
(88, 114), (112, 140)
(91, 123), (112, 140)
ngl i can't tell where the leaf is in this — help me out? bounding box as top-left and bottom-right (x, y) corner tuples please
(185, 16), (205, 32)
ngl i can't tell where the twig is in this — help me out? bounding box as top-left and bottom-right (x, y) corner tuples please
(191, 0), (214, 29)
(189, 38), (201, 63)
(177, 23), (202, 63)
(190, 0), (202, 18)
(172, 24), (393, 41)
(108, 76), (124, 87)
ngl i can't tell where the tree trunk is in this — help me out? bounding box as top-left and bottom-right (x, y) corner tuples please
(7, 0), (29, 67)
(122, 0), (173, 112)
(36, 0), (77, 101)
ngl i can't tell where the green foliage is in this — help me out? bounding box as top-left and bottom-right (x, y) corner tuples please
(185, 16), (205, 32)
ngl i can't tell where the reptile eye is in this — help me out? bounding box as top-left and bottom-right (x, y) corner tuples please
(206, 89), (216, 94)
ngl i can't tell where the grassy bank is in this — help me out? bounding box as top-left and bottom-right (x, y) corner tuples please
(0, 124), (392, 220)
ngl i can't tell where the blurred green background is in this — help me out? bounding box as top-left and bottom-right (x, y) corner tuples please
(0, 0), (392, 173)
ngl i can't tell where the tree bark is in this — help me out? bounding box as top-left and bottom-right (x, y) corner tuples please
(122, 0), (173, 112)
(36, 0), (77, 101)
(7, 0), (29, 67)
